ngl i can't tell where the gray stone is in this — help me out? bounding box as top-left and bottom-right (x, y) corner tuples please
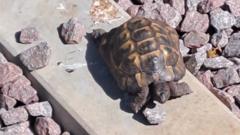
(197, 0), (225, 13)
(179, 39), (189, 57)
(0, 94), (17, 110)
(229, 57), (240, 65)
(184, 31), (210, 48)
(26, 101), (52, 117)
(229, 32), (240, 41)
(212, 67), (240, 88)
(0, 62), (23, 87)
(203, 56), (234, 69)
(35, 117), (61, 135)
(19, 27), (39, 44)
(0, 107), (28, 125)
(0, 53), (7, 64)
(169, 0), (185, 15)
(0, 121), (30, 135)
(224, 28), (233, 37)
(181, 10), (209, 32)
(225, 0), (240, 17)
(196, 43), (213, 52)
(196, 70), (214, 90)
(157, 3), (182, 28)
(143, 102), (166, 125)
(61, 17), (86, 44)
(210, 8), (236, 30)
(186, 0), (203, 10)
(23, 128), (34, 135)
(0, 109), (5, 127)
(1, 76), (38, 104)
(211, 31), (228, 48)
(223, 40), (240, 58)
(185, 52), (207, 75)
(235, 17), (240, 28)
(19, 42), (51, 71)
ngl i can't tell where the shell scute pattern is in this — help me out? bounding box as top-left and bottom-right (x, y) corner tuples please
(99, 17), (185, 85)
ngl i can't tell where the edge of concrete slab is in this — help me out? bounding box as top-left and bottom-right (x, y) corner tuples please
(0, 36), (96, 135)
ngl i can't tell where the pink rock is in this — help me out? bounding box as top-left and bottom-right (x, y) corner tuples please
(1, 121), (30, 135)
(215, 89), (234, 108)
(181, 10), (209, 32)
(169, 0), (185, 15)
(185, 52), (207, 75)
(197, 70), (214, 90)
(127, 5), (140, 17)
(1, 76), (31, 94)
(61, 17), (86, 44)
(4, 85), (38, 104)
(35, 117), (61, 135)
(212, 67), (240, 88)
(186, 0), (203, 10)
(226, 85), (240, 97)
(62, 131), (71, 135)
(0, 107), (28, 125)
(0, 62), (23, 87)
(19, 42), (51, 71)
(26, 101), (52, 117)
(225, 0), (240, 17)
(136, 0), (161, 20)
(0, 53), (7, 64)
(184, 31), (210, 48)
(214, 90), (240, 118)
(0, 94), (17, 109)
(1, 76), (38, 104)
(157, 3), (182, 28)
(197, 0), (225, 13)
(19, 27), (39, 44)
(116, 0), (133, 10)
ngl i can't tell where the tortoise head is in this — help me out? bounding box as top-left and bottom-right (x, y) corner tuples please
(92, 29), (107, 47)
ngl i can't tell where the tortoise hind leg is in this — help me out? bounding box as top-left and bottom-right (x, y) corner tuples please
(130, 86), (149, 113)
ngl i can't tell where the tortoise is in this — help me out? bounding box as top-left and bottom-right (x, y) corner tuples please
(92, 17), (186, 113)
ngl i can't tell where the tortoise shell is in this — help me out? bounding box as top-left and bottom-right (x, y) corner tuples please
(97, 17), (186, 91)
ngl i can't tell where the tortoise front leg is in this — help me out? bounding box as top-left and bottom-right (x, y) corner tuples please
(130, 86), (149, 113)
(152, 82), (171, 103)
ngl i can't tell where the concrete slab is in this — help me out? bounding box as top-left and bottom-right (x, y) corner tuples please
(0, 0), (240, 135)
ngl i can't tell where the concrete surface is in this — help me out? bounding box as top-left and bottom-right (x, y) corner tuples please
(1, 0), (240, 135)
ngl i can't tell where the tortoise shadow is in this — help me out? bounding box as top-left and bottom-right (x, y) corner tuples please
(85, 33), (123, 100)
(85, 33), (149, 125)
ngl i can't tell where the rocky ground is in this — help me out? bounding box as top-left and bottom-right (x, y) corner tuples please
(0, 53), (70, 134)
(116, 0), (240, 119)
